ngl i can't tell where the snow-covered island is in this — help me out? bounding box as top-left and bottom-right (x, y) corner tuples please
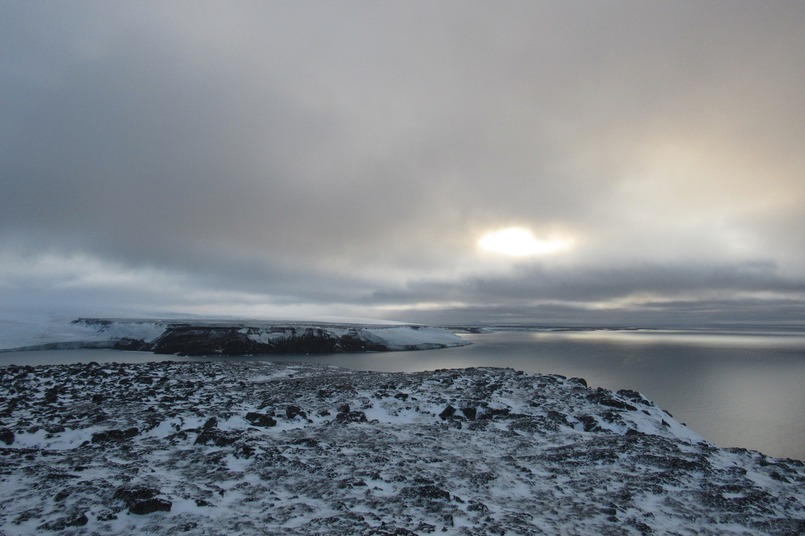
(0, 318), (471, 355)
(0, 360), (802, 534)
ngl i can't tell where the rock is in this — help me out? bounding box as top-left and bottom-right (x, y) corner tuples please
(438, 406), (456, 420)
(617, 389), (652, 406)
(112, 338), (151, 351)
(399, 484), (451, 504)
(245, 412), (277, 427)
(129, 498), (173, 515)
(460, 407), (477, 421)
(37, 513), (88, 530)
(44, 386), (61, 403)
(587, 388), (638, 411)
(91, 427), (139, 443)
(286, 405), (307, 420)
(203, 417), (218, 430)
(194, 428), (240, 447)
(577, 415), (601, 432)
(0, 428), (14, 445)
(114, 486), (156, 505)
(336, 410), (368, 424)
(113, 486), (173, 515)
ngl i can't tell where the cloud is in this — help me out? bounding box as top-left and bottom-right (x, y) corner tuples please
(1, 1), (804, 325)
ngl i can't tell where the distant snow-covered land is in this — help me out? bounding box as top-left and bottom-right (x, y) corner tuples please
(0, 317), (471, 355)
(0, 361), (802, 534)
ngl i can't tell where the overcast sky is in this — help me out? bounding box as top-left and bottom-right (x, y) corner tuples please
(2, 1), (804, 326)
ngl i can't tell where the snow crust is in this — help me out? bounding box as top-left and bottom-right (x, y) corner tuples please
(1, 361), (802, 535)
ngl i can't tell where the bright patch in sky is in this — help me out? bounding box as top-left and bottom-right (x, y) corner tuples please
(478, 227), (571, 257)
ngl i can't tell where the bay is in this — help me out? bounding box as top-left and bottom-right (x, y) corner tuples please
(2, 328), (803, 460)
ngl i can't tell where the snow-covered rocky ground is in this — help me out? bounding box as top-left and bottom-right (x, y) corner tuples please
(0, 318), (470, 355)
(1, 361), (802, 535)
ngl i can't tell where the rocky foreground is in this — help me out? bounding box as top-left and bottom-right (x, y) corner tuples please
(0, 361), (802, 535)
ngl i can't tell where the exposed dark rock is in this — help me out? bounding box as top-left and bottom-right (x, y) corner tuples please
(286, 405), (307, 420)
(577, 414), (601, 432)
(129, 498), (172, 515)
(587, 388), (638, 411)
(617, 389), (652, 406)
(91, 427), (139, 443)
(479, 407), (510, 420)
(152, 326), (263, 356)
(44, 386), (61, 404)
(203, 417), (218, 430)
(113, 486), (158, 506)
(460, 407), (477, 421)
(194, 428), (241, 447)
(336, 410), (368, 424)
(151, 326), (381, 356)
(245, 412), (277, 427)
(37, 513), (88, 530)
(112, 338), (151, 351)
(399, 484), (451, 503)
(438, 406), (456, 420)
(0, 428), (14, 445)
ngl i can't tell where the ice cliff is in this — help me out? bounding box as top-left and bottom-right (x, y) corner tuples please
(0, 318), (470, 355)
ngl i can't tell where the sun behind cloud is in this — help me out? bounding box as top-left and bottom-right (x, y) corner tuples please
(478, 227), (571, 257)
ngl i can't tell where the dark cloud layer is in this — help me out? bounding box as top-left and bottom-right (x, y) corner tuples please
(2, 1), (804, 325)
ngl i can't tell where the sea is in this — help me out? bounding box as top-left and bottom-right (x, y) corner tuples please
(2, 327), (803, 461)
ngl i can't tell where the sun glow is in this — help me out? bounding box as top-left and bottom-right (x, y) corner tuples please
(478, 227), (571, 257)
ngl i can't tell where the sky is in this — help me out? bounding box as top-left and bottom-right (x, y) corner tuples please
(2, 1), (804, 327)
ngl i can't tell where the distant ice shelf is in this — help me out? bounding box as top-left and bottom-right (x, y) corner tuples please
(0, 318), (471, 355)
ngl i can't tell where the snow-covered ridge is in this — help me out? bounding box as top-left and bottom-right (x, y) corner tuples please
(0, 318), (470, 355)
(0, 362), (802, 534)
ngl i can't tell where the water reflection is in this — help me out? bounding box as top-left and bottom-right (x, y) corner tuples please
(539, 328), (805, 349)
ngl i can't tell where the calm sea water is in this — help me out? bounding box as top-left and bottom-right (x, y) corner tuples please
(2, 329), (803, 460)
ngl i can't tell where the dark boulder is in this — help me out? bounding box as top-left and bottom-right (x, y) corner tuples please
(587, 389), (638, 411)
(0, 428), (14, 445)
(129, 498), (173, 515)
(91, 427), (139, 443)
(286, 405), (307, 420)
(336, 410), (368, 424)
(194, 428), (240, 447)
(113, 485), (171, 514)
(460, 407), (477, 421)
(245, 412), (277, 427)
(577, 415), (601, 432)
(439, 406), (456, 420)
